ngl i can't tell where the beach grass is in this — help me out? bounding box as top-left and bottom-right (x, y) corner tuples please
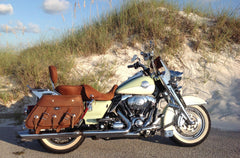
(0, 0), (239, 102)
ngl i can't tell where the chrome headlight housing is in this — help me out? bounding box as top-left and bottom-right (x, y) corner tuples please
(170, 70), (183, 82)
(169, 70), (183, 89)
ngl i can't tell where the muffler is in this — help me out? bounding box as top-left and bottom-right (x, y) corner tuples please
(18, 110), (133, 140)
(18, 130), (82, 140)
(82, 110), (131, 138)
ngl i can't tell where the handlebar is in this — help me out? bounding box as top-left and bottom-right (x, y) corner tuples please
(128, 49), (160, 76)
(128, 61), (150, 75)
(127, 65), (135, 68)
(127, 62), (140, 69)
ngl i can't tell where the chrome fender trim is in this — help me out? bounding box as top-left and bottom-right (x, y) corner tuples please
(182, 96), (207, 106)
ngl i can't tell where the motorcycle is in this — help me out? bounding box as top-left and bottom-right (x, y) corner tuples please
(18, 46), (211, 153)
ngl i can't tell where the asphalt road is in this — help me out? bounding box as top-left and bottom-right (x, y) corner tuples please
(0, 126), (239, 158)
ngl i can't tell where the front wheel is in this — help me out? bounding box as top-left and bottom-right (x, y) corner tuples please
(39, 135), (85, 153)
(171, 105), (211, 146)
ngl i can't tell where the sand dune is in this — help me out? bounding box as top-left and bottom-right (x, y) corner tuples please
(1, 41), (239, 131)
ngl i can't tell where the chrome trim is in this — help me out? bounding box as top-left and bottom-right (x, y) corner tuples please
(140, 125), (161, 131)
(141, 81), (149, 88)
(121, 95), (132, 101)
(160, 59), (194, 125)
(110, 132), (140, 138)
(50, 80), (55, 90)
(32, 89), (59, 99)
(112, 121), (125, 129)
(18, 130), (82, 140)
(27, 85), (59, 99)
(164, 130), (173, 137)
(143, 109), (155, 127)
(87, 99), (94, 111)
(82, 110), (131, 138)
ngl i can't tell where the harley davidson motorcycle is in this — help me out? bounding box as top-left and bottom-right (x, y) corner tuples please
(18, 47), (210, 153)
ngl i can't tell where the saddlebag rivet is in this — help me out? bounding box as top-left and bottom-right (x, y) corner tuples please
(52, 114), (57, 118)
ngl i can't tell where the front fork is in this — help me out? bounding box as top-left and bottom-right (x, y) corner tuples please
(167, 86), (194, 125)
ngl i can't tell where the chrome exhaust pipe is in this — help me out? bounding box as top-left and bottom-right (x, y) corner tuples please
(82, 110), (132, 138)
(18, 110), (133, 140)
(18, 130), (82, 140)
(143, 109), (155, 127)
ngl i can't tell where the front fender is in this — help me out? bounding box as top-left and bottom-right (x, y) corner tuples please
(182, 96), (206, 106)
(161, 96), (206, 136)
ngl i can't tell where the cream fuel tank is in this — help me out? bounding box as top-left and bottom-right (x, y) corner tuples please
(116, 72), (155, 95)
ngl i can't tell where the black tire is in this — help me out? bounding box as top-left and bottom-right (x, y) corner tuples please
(39, 135), (85, 153)
(171, 105), (211, 146)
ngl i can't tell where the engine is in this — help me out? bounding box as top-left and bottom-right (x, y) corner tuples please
(127, 95), (156, 115)
(125, 95), (156, 129)
(99, 95), (156, 130)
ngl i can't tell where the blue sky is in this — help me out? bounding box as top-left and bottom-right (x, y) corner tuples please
(0, 0), (239, 50)
(0, 0), (122, 50)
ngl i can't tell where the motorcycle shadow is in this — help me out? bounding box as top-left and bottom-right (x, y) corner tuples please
(0, 126), (47, 153)
(141, 135), (178, 146)
(0, 126), (178, 154)
(103, 135), (178, 147)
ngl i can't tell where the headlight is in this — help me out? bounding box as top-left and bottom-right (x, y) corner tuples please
(170, 70), (183, 82)
(169, 71), (183, 89)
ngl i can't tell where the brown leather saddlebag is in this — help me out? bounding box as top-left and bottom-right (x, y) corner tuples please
(25, 95), (84, 134)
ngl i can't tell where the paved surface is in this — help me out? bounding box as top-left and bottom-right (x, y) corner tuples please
(0, 126), (239, 158)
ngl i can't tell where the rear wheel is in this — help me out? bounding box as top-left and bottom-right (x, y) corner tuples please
(171, 105), (210, 146)
(39, 135), (85, 153)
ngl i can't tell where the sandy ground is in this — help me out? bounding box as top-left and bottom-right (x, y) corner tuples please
(0, 124), (239, 158)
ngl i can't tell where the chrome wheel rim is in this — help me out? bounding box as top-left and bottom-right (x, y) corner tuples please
(175, 107), (205, 140)
(49, 137), (76, 145)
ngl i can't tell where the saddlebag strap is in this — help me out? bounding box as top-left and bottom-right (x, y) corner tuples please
(33, 115), (39, 130)
(56, 107), (73, 132)
(52, 114), (57, 129)
(35, 107), (51, 134)
(71, 114), (76, 128)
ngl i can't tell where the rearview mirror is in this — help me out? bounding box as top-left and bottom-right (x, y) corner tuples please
(131, 55), (140, 62)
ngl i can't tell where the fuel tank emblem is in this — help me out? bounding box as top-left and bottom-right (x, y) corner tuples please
(141, 81), (149, 88)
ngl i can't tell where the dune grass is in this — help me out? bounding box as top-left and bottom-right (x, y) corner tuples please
(0, 51), (18, 75)
(0, 0), (239, 102)
(208, 11), (240, 50)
